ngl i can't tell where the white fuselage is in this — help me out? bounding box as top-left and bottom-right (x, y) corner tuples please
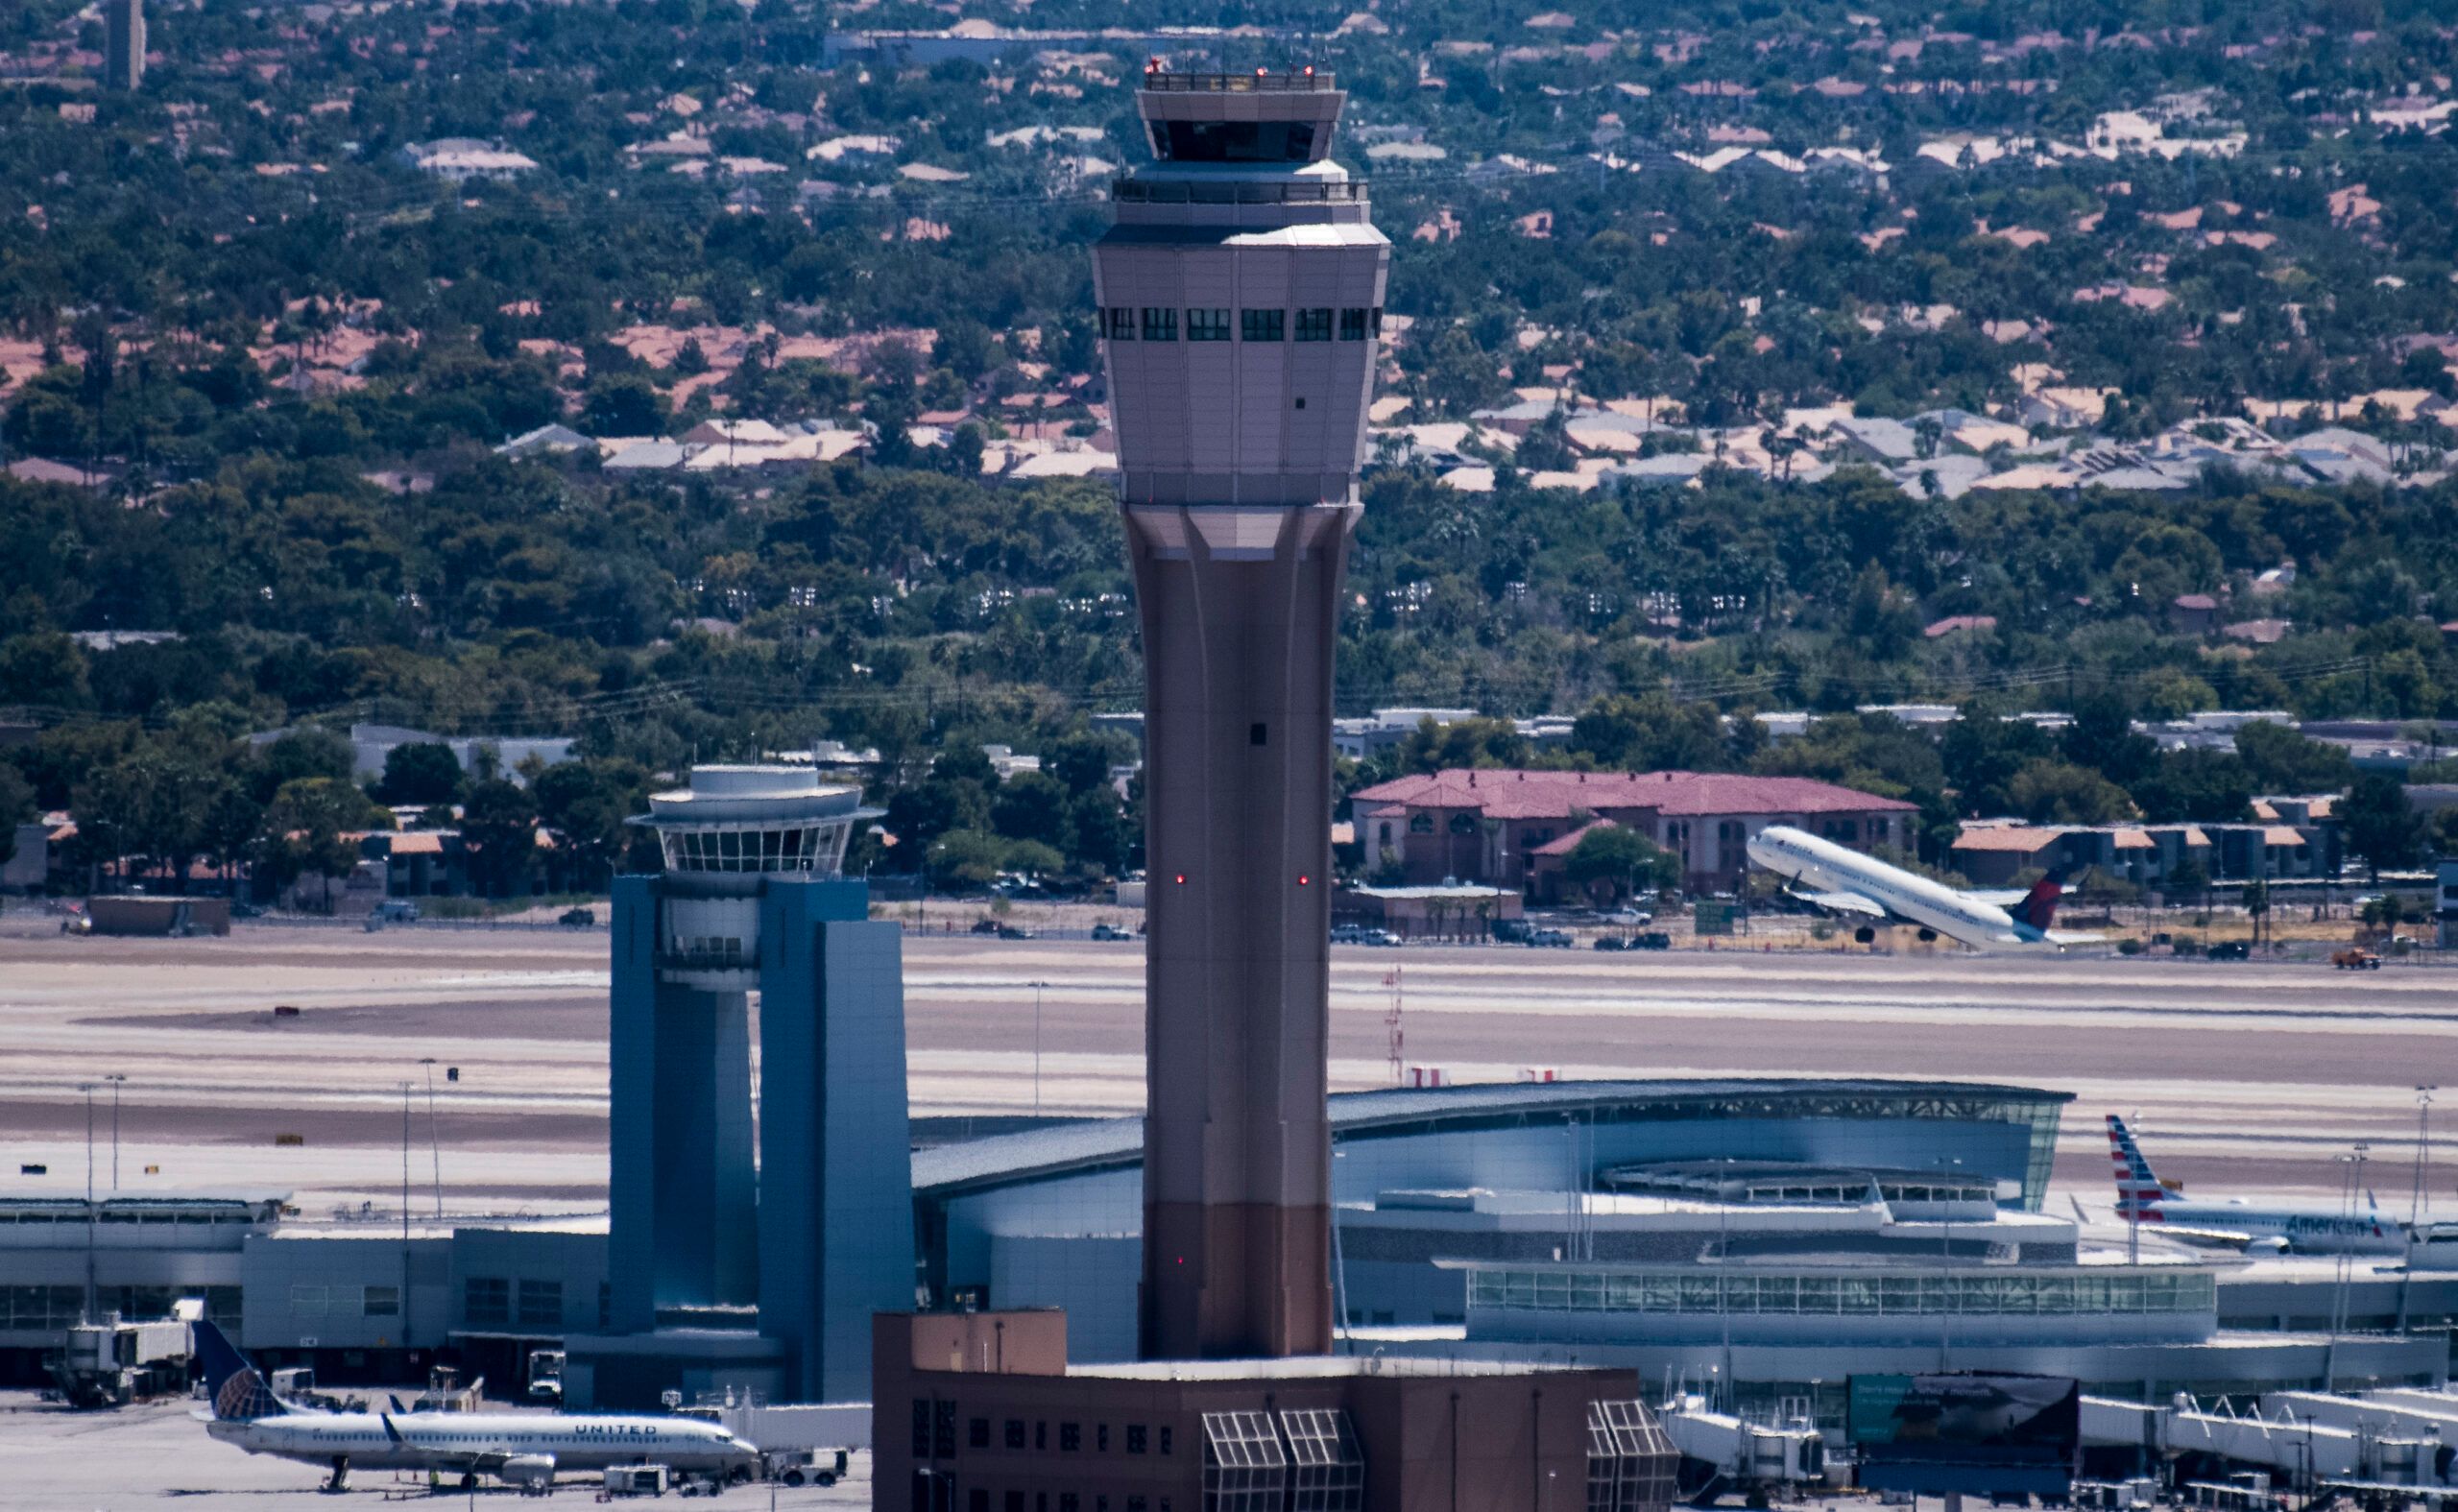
(1745, 826), (2062, 954)
(2133, 1200), (2406, 1255)
(206, 1408), (758, 1477)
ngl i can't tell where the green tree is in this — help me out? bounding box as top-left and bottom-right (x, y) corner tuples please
(1562, 823), (1678, 903)
(459, 779), (539, 899)
(0, 762), (34, 869)
(2007, 759), (2135, 825)
(2235, 721), (2356, 793)
(2341, 773), (2422, 882)
(530, 760), (640, 891)
(375, 743), (466, 806)
(261, 776), (386, 911)
(2130, 750), (2255, 824)
(925, 828), (1005, 892)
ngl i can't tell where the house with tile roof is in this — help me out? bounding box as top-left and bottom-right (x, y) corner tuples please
(1349, 769), (1916, 896)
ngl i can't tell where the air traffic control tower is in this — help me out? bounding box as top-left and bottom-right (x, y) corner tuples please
(590, 766), (912, 1408)
(1096, 66), (1390, 1360)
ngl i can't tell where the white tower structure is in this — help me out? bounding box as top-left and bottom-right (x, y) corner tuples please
(1095, 66), (1389, 1361)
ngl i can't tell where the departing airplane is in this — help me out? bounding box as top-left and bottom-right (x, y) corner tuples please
(1745, 825), (2102, 954)
(194, 1320), (760, 1492)
(2108, 1115), (2406, 1255)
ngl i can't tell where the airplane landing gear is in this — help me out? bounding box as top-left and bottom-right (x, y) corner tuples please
(322, 1454), (351, 1493)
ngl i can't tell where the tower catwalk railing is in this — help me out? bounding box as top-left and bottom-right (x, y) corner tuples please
(1139, 70), (1339, 92)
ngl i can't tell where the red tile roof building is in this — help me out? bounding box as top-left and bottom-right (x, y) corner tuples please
(1349, 769), (1917, 897)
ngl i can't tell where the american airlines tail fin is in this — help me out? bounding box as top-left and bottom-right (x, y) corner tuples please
(2015, 869), (2068, 933)
(2108, 1114), (2168, 1222)
(196, 1319), (287, 1422)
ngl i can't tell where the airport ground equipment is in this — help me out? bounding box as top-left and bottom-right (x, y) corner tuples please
(44, 1306), (196, 1408)
(601, 1463), (671, 1497)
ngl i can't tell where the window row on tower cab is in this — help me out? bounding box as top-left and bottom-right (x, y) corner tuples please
(1103, 307), (1380, 344)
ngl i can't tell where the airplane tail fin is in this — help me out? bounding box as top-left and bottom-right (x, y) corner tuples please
(196, 1319), (286, 1422)
(2108, 1114), (2167, 1222)
(2015, 869), (2068, 933)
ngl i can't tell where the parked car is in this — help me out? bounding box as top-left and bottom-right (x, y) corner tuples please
(997, 924), (1035, 941)
(372, 900), (421, 924)
(1489, 919), (1533, 944)
(2330, 947), (2383, 970)
(558, 907), (596, 928)
(1091, 923), (1131, 942)
(1629, 931), (1673, 950)
(1593, 936), (1628, 951)
(1528, 928), (1574, 948)
(2206, 939), (2251, 961)
(1601, 908), (1653, 925)
(970, 918), (1003, 935)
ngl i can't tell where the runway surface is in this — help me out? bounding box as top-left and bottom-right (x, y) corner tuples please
(3, 923), (2453, 1217)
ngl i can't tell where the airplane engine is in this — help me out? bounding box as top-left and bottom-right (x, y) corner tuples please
(498, 1453), (556, 1490)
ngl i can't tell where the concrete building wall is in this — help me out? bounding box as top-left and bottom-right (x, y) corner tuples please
(239, 1234), (450, 1354)
(756, 881), (915, 1404)
(608, 875), (763, 1330)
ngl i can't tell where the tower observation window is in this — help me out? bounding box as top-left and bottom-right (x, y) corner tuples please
(1149, 119), (1316, 163)
(1187, 308), (1232, 342)
(1241, 309), (1285, 342)
(1338, 308), (1368, 341)
(1294, 308), (1333, 342)
(1142, 308), (1178, 342)
(1105, 307), (1137, 340)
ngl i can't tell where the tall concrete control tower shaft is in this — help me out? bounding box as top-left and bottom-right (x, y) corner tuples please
(1095, 67), (1389, 1360)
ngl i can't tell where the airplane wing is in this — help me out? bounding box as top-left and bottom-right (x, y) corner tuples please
(2046, 930), (2107, 946)
(1791, 887), (1890, 920)
(1965, 889), (2031, 907)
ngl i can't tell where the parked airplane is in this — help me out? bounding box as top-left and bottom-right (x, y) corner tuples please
(2109, 1115), (2405, 1255)
(1745, 825), (2101, 953)
(193, 1320), (760, 1492)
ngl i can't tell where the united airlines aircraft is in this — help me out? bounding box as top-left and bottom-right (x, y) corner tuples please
(193, 1320), (760, 1491)
(2109, 1115), (2405, 1255)
(1745, 825), (2102, 953)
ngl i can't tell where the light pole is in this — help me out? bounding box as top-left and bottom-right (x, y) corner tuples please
(420, 1058), (444, 1219)
(1029, 981), (1050, 1115)
(2412, 1087), (2437, 1226)
(1936, 1156), (1963, 1370)
(79, 1081), (97, 1322)
(105, 1072), (126, 1190)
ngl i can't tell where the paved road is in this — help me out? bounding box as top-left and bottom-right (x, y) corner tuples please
(2, 925), (2452, 1214)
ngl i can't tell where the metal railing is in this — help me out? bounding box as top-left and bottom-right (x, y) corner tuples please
(1111, 178), (1368, 204)
(1139, 70), (1337, 92)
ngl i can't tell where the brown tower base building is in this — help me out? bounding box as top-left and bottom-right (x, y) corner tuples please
(877, 1311), (1677, 1512)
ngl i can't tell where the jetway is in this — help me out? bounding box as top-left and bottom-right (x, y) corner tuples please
(1656, 1396), (1829, 1500)
(2084, 1392), (2458, 1490)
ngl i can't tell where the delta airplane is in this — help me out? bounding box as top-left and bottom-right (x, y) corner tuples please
(1745, 825), (2101, 953)
(193, 1320), (760, 1492)
(2109, 1115), (2406, 1256)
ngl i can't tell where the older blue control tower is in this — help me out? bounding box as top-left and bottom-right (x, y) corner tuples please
(582, 766), (912, 1408)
